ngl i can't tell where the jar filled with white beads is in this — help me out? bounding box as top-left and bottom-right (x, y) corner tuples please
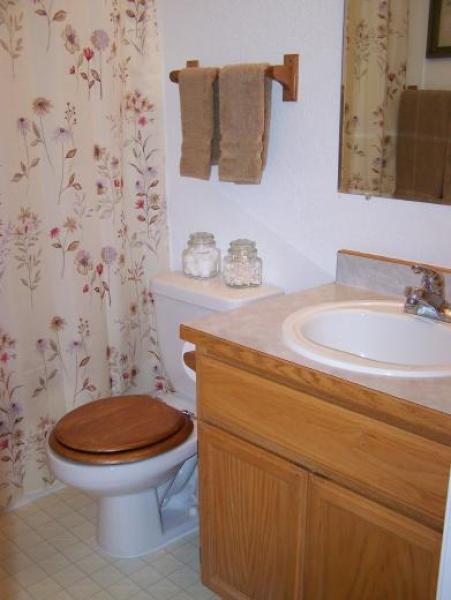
(223, 239), (262, 288)
(182, 232), (220, 279)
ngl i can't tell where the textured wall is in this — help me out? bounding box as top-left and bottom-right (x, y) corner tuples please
(157, 0), (451, 293)
(407, 0), (451, 89)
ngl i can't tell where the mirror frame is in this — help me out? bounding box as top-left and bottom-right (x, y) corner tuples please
(427, 0), (451, 58)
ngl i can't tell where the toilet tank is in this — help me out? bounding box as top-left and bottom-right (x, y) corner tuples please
(151, 272), (283, 400)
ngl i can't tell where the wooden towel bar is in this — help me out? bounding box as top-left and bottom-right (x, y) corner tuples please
(169, 54), (299, 102)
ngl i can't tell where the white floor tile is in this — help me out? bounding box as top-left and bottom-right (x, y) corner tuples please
(186, 581), (217, 599)
(42, 502), (74, 519)
(66, 576), (103, 599)
(17, 504), (41, 516)
(52, 563), (86, 587)
(84, 534), (102, 550)
(37, 552), (72, 576)
(91, 591), (116, 600)
(20, 510), (53, 529)
(60, 540), (93, 561)
(151, 555), (185, 577)
(27, 576), (64, 599)
(12, 564), (48, 587)
(53, 488), (74, 499)
(36, 520), (67, 540)
(112, 557), (147, 576)
(1, 487), (206, 600)
(167, 544), (197, 565)
(130, 591), (158, 600)
(56, 511), (87, 529)
(48, 531), (80, 550)
(167, 565), (199, 589)
(171, 592), (197, 600)
(75, 552), (109, 575)
(145, 577), (182, 599)
(106, 577), (142, 599)
(72, 521), (96, 541)
(13, 530), (45, 551)
(76, 503), (97, 521)
(129, 564), (163, 588)
(25, 541), (59, 562)
(34, 493), (59, 506)
(51, 592), (75, 600)
(89, 564), (124, 588)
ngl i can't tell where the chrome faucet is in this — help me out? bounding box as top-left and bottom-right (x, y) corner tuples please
(404, 265), (451, 323)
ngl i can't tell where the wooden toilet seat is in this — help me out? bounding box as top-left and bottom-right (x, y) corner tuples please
(49, 395), (193, 465)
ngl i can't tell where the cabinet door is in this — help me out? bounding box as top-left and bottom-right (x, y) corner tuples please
(305, 475), (442, 600)
(199, 423), (308, 600)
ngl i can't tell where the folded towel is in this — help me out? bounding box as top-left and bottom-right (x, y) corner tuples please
(218, 64), (272, 184)
(395, 89), (451, 204)
(444, 116), (451, 204)
(178, 67), (219, 180)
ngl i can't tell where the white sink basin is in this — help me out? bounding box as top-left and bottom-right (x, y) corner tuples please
(282, 300), (451, 378)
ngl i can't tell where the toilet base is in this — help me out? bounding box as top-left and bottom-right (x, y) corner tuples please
(97, 488), (198, 558)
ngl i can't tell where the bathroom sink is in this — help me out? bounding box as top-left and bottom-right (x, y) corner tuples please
(282, 300), (451, 378)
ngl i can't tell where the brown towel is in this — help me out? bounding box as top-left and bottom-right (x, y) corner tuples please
(395, 89), (451, 204)
(444, 116), (451, 203)
(218, 64), (272, 184)
(178, 67), (219, 180)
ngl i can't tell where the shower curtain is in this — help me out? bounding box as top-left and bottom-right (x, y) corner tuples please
(340, 0), (409, 197)
(0, 0), (169, 509)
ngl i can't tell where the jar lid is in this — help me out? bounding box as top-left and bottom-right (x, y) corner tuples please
(229, 239), (256, 250)
(188, 232), (216, 246)
(228, 239), (257, 256)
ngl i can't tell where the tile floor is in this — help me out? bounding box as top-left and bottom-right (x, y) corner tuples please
(0, 487), (219, 600)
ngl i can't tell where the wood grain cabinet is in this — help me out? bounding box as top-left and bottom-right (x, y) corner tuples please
(184, 341), (451, 600)
(199, 424), (308, 600)
(305, 476), (441, 600)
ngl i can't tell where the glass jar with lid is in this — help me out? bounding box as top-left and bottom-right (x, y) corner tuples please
(182, 232), (220, 279)
(223, 239), (263, 287)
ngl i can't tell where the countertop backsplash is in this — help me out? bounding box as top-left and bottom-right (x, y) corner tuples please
(336, 249), (451, 298)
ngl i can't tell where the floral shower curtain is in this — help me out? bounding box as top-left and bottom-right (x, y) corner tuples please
(340, 0), (409, 197)
(0, 0), (169, 509)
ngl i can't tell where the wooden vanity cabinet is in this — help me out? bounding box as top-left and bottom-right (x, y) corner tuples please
(305, 476), (441, 600)
(185, 340), (451, 600)
(199, 423), (440, 600)
(199, 424), (308, 600)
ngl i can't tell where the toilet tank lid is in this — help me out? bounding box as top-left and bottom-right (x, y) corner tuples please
(151, 271), (283, 312)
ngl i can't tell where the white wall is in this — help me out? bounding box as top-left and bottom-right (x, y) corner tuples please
(157, 0), (451, 293)
(407, 0), (451, 89)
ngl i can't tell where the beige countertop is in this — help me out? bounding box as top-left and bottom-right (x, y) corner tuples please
(185, 282), (451, 416)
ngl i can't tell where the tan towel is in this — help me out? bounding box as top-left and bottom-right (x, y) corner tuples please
(218, 64), (272, 184)
(178, 67), (219, 180)
(444, 116), (451, 204)
(395, 89), (451, 204)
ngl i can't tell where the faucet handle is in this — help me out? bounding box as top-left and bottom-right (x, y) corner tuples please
(411, 265), (445, 296)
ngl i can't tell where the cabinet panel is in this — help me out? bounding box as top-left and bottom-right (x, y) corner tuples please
(199, 423), (307, 600)
(305, 476), (441, 600)
(198, 353), (451, 528)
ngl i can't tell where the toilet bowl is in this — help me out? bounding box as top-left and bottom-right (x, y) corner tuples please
(47, 271), (282, 557)
(47, 394), (197, 557)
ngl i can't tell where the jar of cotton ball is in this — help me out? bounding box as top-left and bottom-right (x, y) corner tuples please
(223, 239), (263, 288)
(182, 232), (220, 279)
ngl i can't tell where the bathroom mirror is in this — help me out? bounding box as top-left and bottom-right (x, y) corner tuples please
(339, 0), (451, 205)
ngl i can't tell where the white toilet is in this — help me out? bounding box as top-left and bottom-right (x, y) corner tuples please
(47, 271), (282, 558)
